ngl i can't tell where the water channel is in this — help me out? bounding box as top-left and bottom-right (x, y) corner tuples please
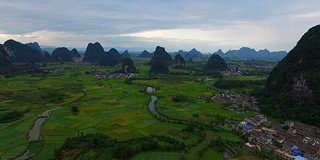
(16, 107), (60, 160)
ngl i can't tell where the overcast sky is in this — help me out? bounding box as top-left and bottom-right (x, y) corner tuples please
(0, 0), (319, 52)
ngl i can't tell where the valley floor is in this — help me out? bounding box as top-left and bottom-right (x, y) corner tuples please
(0, 61), (266, 159)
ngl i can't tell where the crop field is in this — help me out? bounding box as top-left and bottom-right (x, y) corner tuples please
(202, 149), (225, 160)
(157, 97), (254, 122)
(223, 75), (267, 81)
(132, 152), (181, 160)
(0, 60), (263, 159)
(0, 116), (35, 159)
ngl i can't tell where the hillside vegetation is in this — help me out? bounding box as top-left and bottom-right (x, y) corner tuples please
(260, 25), (320, 126)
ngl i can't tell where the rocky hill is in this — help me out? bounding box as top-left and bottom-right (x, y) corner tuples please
(70, 48), (81, 58)
(203, 54), (228, 71)
(25, 42), (44, 56)
(189, 48), (202, 57)
(150, 61), (169, 73)
(148, 46), (173, 66)
(121, 50), (131, 58)
(186, 57), (195, 65)
(51, 47), (72, 62)
(261, 25), (320, 126)
(83, 42), (105, 62)
(174, 50), (187, 57)
(98, 48), (122, 66)
(120, 57), (137, 73)
(44, 51), (51, 60)
(3, 39), (44, 63)
(173, 54), (186, 68)
(138, 50), (153, 58)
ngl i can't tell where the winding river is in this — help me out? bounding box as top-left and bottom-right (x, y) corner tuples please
(148, 96), (161, 117)
(147, 96), (187, 124)
(16, 107), (60, 160)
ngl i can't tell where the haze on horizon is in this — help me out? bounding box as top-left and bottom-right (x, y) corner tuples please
(0, 0), (319, 53)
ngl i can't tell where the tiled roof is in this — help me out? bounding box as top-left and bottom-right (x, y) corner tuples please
(284, 141), (296, 149)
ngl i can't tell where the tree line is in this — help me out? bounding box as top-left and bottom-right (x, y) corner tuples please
(54, 133), (186, 160)
(214, 79), (265, 89)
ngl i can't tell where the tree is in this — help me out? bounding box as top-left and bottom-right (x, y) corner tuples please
(71, 106), (79, 114)
(185, 122), (194, 132)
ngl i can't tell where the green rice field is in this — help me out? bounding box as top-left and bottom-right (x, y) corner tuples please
(132, 152), (181, 160)
(0, 60), (265, 159)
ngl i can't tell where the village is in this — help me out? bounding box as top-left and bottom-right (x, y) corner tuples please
(237, 114), (320, 160)
(221, 70), (244, 76)
(210, 91), (320, 160)
(212, 91), (260, 112)
(94, 72), (138, 79)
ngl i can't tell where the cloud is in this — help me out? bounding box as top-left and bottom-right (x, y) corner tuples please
(293, 12), (320, 20)
(121, 21), (282, 51)
(1, 0), (320, 52)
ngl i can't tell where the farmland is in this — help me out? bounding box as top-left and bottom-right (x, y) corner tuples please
(0, 58), (271, 159)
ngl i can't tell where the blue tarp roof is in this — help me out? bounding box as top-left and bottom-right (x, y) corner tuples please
(291, 149), (303, 156)
(243, 125), (253, 130)
(294, 155), (306, 160)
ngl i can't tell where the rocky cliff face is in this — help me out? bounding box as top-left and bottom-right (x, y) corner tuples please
(292, 75), (313, 102)
(173, 54), (186, 68)
(120, 57), (136, 73)
(0, 44), (9, 59)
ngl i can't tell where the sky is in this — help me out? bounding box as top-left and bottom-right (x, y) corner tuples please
(0, 0), (319, 53)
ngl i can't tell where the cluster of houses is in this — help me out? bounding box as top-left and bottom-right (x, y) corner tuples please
(251, 64), (275, 71)
(212, 92), (260, 112)
(221, 70), (243, 76)
(94, 72), (138, 79)
(44, 68), (65, 73)
(237, 114), (320, 160)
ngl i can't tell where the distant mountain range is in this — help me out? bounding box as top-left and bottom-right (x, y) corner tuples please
(0, 39), (288, 64)
(172, 48), (203, 58)
(214, 47), (287, 59)
(42, 46), (145, 55)
(171, 47), (287, 59)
